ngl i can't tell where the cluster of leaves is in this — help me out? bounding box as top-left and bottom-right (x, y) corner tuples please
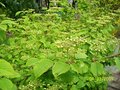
(0, 6), (120, 89)
(0, 0), (120, 90)
(97, 0), (120, 10)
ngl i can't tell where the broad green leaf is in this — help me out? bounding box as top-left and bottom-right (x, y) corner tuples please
(0, 78), (17, 90)
(70, 64), (79, 73)
(75, 49), (87, 59)
(33, 59), (53, 78)
(59, 71), (75, 83)
(79, 62), (88, 74)
(52, 61), (70, 77)
(26, 58), (40, 66)
(0, 59), (20, 78)
(90, 62), (105, 76)
(70, 62), (88, 74)
(115, 58), (120, 70)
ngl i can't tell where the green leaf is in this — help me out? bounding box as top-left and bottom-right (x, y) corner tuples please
(59, 71), (75, 83)
(70, 64), (79, 73)
(33, 59), (53, 78)
(70, 85), (78, 90)
(0, 59), (20, 78)
(77, 80), (85, 88)
(75, 53), (88, 59)
(15, 11), (23, 17)
(0, 25), (7, 31)
(0, 78), (17, 90)
(52, 61), (70, 77)
(70, 62), (88, 74)
(115, 58), (120, 70)
(75, 49), (87, 59)
(1, 20), (17, 26)
(90, 62), (105, 76)
(26, 58), (40, 66)
(79, 62), (88, 74)
(0, 2), (5, 8)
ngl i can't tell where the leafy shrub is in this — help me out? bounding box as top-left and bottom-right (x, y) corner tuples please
(0, 0), (120, 89)
(0, 8), (120, 89)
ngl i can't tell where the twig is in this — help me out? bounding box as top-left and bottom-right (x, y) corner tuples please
(106, 53), (120, 58)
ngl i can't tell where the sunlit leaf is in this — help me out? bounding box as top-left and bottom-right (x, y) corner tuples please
(52, 61), (70, 77)
(0, 24), (7, 31)
(26, 58), (40, 66)
(75, 49), (87, 59)
(0, 2), (5, 8)
(1, 20), (17, 25)
(90, 62), (105, 76)
(70, 62), (88, 74)
(33, 59), (53, 78)
(0, 59), (20, 78)
(0, 78), (17, 90)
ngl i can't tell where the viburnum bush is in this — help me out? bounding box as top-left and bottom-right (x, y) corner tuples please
(0, 2), (120, 90)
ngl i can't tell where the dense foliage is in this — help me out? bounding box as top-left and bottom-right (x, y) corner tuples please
(0, 0), (120, 90)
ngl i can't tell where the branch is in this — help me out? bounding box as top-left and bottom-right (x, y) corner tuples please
(106, 53), (120, 58)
